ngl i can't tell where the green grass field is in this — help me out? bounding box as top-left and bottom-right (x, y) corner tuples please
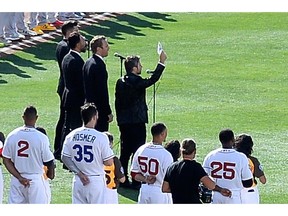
(0, 12), (287, 204)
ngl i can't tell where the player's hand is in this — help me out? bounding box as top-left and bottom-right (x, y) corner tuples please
(78, 171), (90, 186)
(220, 188), (232, 197)
(18, 176), (32, 188)
(146, 175), (156, 185)
(159, 50), (167, 64)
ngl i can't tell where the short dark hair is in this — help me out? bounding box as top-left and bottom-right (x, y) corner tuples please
(61, 20), (79, 36)
(181, 138), (196, 155)
(81, 103), (97, 125)
(103, 131), (114, 143)
(90, 35), (106, 53)
(36, 126), (47, 135)
(151, 122), (166, 136)
(124, 55), (140, 73)
(219, 129), (234, 144)
(67, 31), (81, 49)
(23, 105), (37, 120)
(165, 140), (180, 162)
(234, 134), (254, 156)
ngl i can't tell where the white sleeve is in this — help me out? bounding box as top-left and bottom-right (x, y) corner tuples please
(242, 156), (253, 180)
(41, 135), (54, 163)
(130, 148), (141, 173)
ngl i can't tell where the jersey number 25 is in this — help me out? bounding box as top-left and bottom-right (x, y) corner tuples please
(210, 161), (236, 180)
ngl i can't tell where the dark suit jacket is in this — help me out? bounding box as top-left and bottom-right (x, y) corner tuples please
(55, 39), (70, 97)
(83, 54), (112, 120)
(61, 50), (85, 109)
(115, 63), (165, 125)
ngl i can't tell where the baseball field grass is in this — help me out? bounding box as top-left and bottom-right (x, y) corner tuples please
(0, 12), (287, 204)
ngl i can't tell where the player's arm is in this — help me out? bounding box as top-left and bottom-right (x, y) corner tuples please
(2, 156), (31, 187)
(201, 175), (231, 197)
(114, 157), (126, 183)
(103, 158), (113, 166)
(161, 181), (171, 193)
(61, 154), (90, 186)
(131, 172), (156, 184)
(43, 159), (56, 180)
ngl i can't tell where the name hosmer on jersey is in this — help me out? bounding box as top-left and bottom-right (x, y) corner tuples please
(72, 133), (96, 143)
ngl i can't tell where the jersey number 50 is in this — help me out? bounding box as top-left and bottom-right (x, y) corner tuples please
(138, 156), (159, 175)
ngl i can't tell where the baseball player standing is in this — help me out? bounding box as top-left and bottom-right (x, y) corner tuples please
(234, 134), (267, 203)
(130, 122), (173, 204)
(61, 103), (114, 204)
(103, 131), (126, 204)
(2, 106), (55, 204)
(203, 129), (253, 204)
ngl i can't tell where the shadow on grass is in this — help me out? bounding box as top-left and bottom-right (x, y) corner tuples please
(0, 12), (178, 84)
(118, 187), (139, 203)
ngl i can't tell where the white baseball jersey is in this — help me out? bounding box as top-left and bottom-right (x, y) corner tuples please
(130, 142), (173, 204)
(2, 126), (54, 204)
(2, 126), (54, 174)
(61, 126), (114, 204)
(203, 148), (253, 204)
(62, 126), (114, 176)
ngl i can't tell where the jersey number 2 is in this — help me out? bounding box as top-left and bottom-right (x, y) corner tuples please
(17, 140), (29, 157)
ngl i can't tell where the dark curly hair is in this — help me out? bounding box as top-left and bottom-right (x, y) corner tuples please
(234, 134), (254, 156)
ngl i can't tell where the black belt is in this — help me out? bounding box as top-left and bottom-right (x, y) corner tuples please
(141, 182), (146, 184)
(248, 189), (255, 192)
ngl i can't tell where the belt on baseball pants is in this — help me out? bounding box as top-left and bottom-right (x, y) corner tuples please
(141, 182), (146, 184)
(248, 189), (255, 192)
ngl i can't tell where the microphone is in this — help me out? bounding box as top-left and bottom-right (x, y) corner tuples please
(114, 53), (126, 60)
(146, 69), (154, 74)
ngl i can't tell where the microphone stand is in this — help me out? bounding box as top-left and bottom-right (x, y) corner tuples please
(120, 58), (124, 77)
(153, 82), (156, 123)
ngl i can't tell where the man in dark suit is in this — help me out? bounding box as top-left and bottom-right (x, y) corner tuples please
(115, 50), (167, 189)
(82, 35), (113, 132)
(54, 20), (79, 160)
(60, 31), (87, 156)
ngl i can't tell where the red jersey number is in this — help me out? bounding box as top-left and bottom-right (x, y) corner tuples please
(138, 156), (159, 176)
(17, 140), (29, 157)
(210, 161), (236, 180)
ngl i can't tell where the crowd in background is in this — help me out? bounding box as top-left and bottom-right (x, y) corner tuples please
(0, 12), (90, 47)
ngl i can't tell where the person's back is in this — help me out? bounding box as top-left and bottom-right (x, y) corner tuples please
(4, 126), (51, 174)
(203, 148), (251, 190)
(61, 103), (114, 204)
(103, 131), (125, 204)
(166, 159), (206, 203)
(234, 134), (266, 203)
(63, 127), (111, 175)
(2, 105), (55, 204)
(130, 122), (173, 204)
(203, 129), (253, 204)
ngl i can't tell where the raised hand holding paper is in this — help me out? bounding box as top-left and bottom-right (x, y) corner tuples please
(157, 42), (163, 55)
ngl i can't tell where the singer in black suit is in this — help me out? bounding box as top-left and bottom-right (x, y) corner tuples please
(115, 50), (167, 189)
(54, 21), (79, 160)
(60, 31), (87, 155)
(83, 35), (113, 132)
